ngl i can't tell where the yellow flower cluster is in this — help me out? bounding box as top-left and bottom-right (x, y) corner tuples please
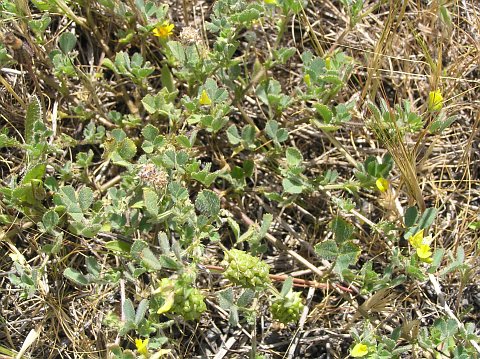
(409, 229), (433, 263)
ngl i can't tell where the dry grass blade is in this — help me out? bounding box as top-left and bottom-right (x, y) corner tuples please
(367, 101), (426, 211)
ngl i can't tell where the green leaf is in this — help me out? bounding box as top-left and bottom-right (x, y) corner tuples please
(117, 138), (137, 161)
(142, 140), (154, 153)
(283, 0), (304, 14)
(22, 163), (46, 184)
(265, 120), (288, 144)
(157, 232), (170, 253)
(72, 221), (101, 238)
(135, 299), (149, 326)
(64, 267), (89, 286)
(58, 186), (83, 219)
(468, 221), (480, 230)
(161, 64), (175, 92)
(158, 255), (181, 270)
(334, 242), (360, 279)
(228, 307), (239, 327)
(78, 187), (94, 212)
(430, 115), (455, 134)
(427, 248), (445, 274)
(142, 124), (159, 141)
(330, 217), (354, 243)
(143, 188), (159, 216)
(140, 247), (162, 270)
(176, 135), (192, 148)
(130, 52), (143, 68)
(456, 245), (465, 263)
(85, 256), (101, 277)
(274, 47), (296, 64)
(210, 116), (229, 133)
(259, 213), (273, 238)
(218, 288), (235, 310)
(241, 125), (256, 145)
(237, 289), (255, 307)
(130, 240), (148, 257)
(286, 147), (302, 167)
(123, 298), (136, 322)
(162, 149), (188, 169)
(314, 103), (333, 123)
(404, 206), (418, 228)
(141, 94), (158, 114)
(280, 277), (294, 296)
(168, 182), (189, 202)
(282, 177), (303, 194)
(0, 132), (22, 149)
(59, 32), (77, 53)
(101, 58), (116, 72)
(417, 207), (437, 230)
(314, 240), (339, 260)
(436, 318), (458, 339)
(105, 240), (131, 253)
(195, 190), (220, 217)
(167, 41), (186, 64)
(28, 14), (52, 37)
(190, 167), (218, 187)
(42, 210), (59, 232)
(25, 96), (42, 144)
(227, 218), (240, 240)
(243, 160), (254, 177)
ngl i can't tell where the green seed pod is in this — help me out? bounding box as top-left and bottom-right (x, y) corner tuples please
(222, 249), (271, 290)
(271, 291), (304, 324)
(154, 275), (206, 321)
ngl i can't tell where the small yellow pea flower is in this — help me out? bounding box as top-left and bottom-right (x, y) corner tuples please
(409, 229), (433, 263)
(351, 343), (369, 357)
(375, 177), (389, 192)
(156, 291), (175, 315)
(303, 74), (311, 86)
(135, 338), (149, 357)
(325, 56), (331, 70)
(153, 21), (174, 39)
(428, 90), (443, 111)
(416, 244), (433, 260)
(408, 229), (424, 249)
(199, 89), (212, 106)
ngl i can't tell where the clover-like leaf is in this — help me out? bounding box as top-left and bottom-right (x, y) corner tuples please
(195, 190), (220, 217)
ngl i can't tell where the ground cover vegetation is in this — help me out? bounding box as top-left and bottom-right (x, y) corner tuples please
(0, 0), (479, 358)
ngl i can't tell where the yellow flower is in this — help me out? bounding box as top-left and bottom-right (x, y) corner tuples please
(157, 291), (175, 315)
(199, 89), (212, 106)
(428, 90), (443, 111)
(135, 338), (149, 357)
(375, 177), (389, 192)
(153, 21), (174, 39)
(304, 74), (311, 86)
(416, 244), (432, 260)
(351, 343), (369, 357)
(264, 0), (277, 4)
(408, 229), (424, 249)
(325, 56), (331, 70)
(409, 230), (433, 263)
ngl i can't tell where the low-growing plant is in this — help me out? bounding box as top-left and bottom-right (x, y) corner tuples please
(0, 0), (478, 358)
